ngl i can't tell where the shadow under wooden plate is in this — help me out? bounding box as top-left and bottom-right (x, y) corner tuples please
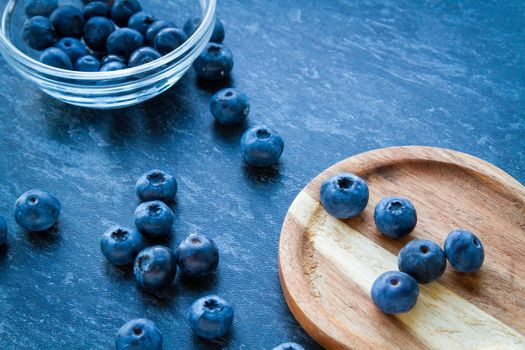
(278, 146), (525, 350)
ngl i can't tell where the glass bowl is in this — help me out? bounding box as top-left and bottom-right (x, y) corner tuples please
(0, 0), (216, 108)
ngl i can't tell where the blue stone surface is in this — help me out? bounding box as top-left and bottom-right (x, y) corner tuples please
(0, 0), (523, 348)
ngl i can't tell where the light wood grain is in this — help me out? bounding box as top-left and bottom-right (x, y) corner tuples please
(278, 146), (525, 349)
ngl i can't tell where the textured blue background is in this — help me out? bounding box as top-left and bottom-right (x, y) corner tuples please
(0, 0), (523, 349)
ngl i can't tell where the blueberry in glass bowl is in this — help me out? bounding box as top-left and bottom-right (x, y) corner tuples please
(0, 0), (218, 108)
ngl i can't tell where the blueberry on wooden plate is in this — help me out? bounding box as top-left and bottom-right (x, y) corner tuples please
(444, 229), (484, 272)
(371, 271), (419, 314)
(320, 172), (369, 219)
(374, 196), (417, 239)
(398, 239), (446, 284)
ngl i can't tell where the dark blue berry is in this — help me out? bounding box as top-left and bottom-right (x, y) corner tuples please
(0, 216), (7, 246)
(83, 16), (115, 51)
(183, 16), (225, 43)
(210, 88), (249, 125)
(272, 343), (305, 350)
(50, 6), (84, 38)
(14, 189), (61, 232)
(175, 233), (219, 277)
(128, 11), (156, 34)
(144, 20), (175, 46)
(134, 200), (173, 238)
(24, 0), (58, 18)
(74, 55), (100, 71)
(128, 46), (161, 67)
(101, 54), (126, 65)
(320, 173), (369, 219)
(134, 245), (177, 290)
(107, 28), (144, 58)
(240, 125), (284, 167)
(153, 27), (187, 55)
(22, 16), (56, 50)
(100, 225), (144, 266)
(371, 271), (419, 314)
(135, 169), (177, 203)
(374, 197), (417, 239)
(398, 239), (446, 284)
(100, 61), (127, 71)
(111, 0), (141, 27)
(39, 47), (73, 69)
(444, 229), (484, 273)
(189, 295), (234, 339)
(83, 1), (111, 20)
(193, 43), (233, 80)
(54, 37), (88, 63)
(115, 319), (162, 350)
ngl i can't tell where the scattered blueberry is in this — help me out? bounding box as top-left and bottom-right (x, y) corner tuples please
(210, 88), (250, 126)
(240, 125), (284, 167)
(24, 0), (58, 18)
(107, 28), (145, 58)
(153, 27), (187, 55)
(101, 54), (126, 65)
(0, 216), (7, 246)
(444, 229), (484, 273)
(111, 0), (142, 27)
(83, 16), (115, 51)
(115, 318), (162, 350)
(320, 173), (369, 219)
(83, 1), (111, 20)
(189, 295), (234, 339)
(22, 16), (56, 51)
(40, 47), (73, 69)
(272, 343), (305, 350)
(183, 16), (225, 43)
(134, 245), (177, 290)
(14, 189), (61, 232)
(193, 42), (233, 80)
(374, 197), (417, 239)
(54, 37), (88, 63)
(145, 20), (175, 46)
(371, 271), (419, 314)
(128, 11), (157, 34)
(398, 239), (446, 284)
(175, 233), (219, 277)
(100, 61), (127, 71)
(100, 225), (144, 266)
(135, 169), (178, 203)
(128, 47), (161, 67)
(134, 200), (173, 238)
(74, 55), (101, 71)
(50, 5), (84, 38)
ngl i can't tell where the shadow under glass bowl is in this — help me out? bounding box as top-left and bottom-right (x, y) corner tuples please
(0, 0), (216, 109)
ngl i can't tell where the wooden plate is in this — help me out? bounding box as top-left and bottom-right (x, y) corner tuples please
(278, 146), (525, 349)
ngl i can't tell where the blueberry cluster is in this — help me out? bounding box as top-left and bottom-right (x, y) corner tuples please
(21, 0), (229, 73)
(319, 173), (485, 314)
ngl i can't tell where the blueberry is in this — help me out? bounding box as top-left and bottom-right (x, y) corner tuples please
(320, 173), (369, 219)
(111, 0), (142, 27)
(128, 11), (156, 34)
(135, 169), (177, 203)
(240, 125), (284, 167)
(153, 27), (187, 55)
(115, 318), (162, 350)
(74, 55), (100, 71)
(193, 43), (233, 80)
(371, 271), (419, 314)
(189, 295), (234, 339)
(134, 200), (173, 238)
(100, 61), (127, 71)
(22, 16), (56, 50)
(50, 6), (84, 38)
(83, 16), (115, 51)
(398, 239), (446, 284)
(175, 233), (219, 277)
(210, 88), (250, 126)
(134, 245), (177, 290)
(272, 343), (305, 350)
(374, 197), (417, 239)
(107, 28), (144, 58)
(39, 47), (73, 69)
(24, 0), (58, 18)
(0, 216), (7, 246)
(444, 229), (484, 273)
(100, 226), (144, 266)
(54, 37), (88, 63)
(14, 189), (60, 232)
(144, 20), (175, 46)
(128, 47), (161, 67)
(183, 16), (225, 43)
(83, 1), (111, 20)
(101, 54), (126, 65)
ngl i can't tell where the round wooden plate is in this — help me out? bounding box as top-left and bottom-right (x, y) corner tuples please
(278, 146), (525, 349)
